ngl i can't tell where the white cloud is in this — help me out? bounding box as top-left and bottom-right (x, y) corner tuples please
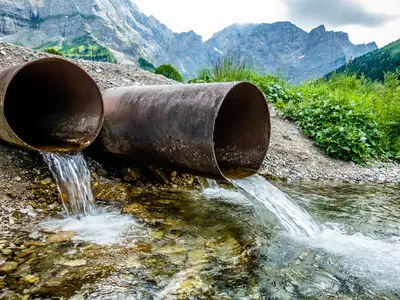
(133, 0), (400, 47)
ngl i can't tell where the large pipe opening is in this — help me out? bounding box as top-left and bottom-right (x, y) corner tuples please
(214, 82), (270, 179)
(3, 58), (104, 151)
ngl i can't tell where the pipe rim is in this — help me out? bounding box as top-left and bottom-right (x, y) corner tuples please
(1, 57), (104, 152)
(211, 81), (271, 180)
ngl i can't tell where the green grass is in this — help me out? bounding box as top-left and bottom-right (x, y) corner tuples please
(332, 39), (400, 82)
(190, 60), (400, 163)
(38, 37), (116, 63)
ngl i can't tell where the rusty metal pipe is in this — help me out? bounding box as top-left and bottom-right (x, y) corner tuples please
(0, 58), (104, 152)
(94, 82), (270, 180)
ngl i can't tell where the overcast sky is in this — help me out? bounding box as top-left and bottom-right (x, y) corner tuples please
(134, 0), (399, 47)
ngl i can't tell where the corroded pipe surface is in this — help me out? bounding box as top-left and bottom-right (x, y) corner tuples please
(0, 58), (104, 152)
(94, 82), (270, 180)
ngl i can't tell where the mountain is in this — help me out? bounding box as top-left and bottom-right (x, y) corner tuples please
(206, 23), (377, 82)
(0, 0), (377, 81)
(332, 39), (400, 82)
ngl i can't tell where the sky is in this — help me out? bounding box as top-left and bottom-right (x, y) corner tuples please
(133, 0), (400, 47)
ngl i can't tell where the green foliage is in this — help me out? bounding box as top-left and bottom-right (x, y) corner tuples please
(138, 58), (156, 72)
(43, 48), (63, 56)
(189, 57), (253, 83)
(155, 64), (184, 82)
(190, 58), (400, 163)
(282, 73), (400, 163)
(38, 37), (116, 63)
(332, 39), (400, 82)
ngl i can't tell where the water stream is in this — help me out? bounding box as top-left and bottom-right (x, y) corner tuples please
(230, 175), (320, 237)
(42, 152), (97, 216)
(35, 154), (400, 298)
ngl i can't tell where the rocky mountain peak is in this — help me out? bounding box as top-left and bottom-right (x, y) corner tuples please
(0, 0), (378, 81)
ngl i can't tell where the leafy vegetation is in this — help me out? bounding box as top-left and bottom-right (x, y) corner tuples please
(37, 36), (116, 63)
(43, 48), (63, 56)
(138, 58), (156, 72)
(332, 39), (400, 82)
(155, 64), (184, 82)
(190, 59), (400, 163)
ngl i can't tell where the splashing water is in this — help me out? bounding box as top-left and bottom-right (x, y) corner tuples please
(41, 152), (97, 216)
(230, 175), (320, 237)
(41, 209), (146, 245)
(206, 179), (219, 189)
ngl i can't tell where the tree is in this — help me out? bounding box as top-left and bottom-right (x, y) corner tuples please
(138, 58), (156, 72)
(155, 64), (184, 82)
(43, 48), (63, 56)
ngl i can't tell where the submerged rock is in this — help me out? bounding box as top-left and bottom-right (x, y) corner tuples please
(47, 231), (75, 243)
(0, 261), (18, 275)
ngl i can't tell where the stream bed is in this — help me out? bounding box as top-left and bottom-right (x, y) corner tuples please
(1, 181), (399, 299)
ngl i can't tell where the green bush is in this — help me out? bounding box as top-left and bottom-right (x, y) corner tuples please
(190, 58), (400, 163)
(43, 48), (63, 56)
(155, 64), (184, 82)
(282, 73), (399, 162)
(138, 58), (156, 73)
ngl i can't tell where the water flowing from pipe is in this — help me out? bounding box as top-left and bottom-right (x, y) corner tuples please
(230, 175), (320, 237)
(41, 152), (97, 217)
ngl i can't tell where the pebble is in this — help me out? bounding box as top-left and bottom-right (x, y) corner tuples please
(28, 231), (42, 240)
(0, 261), (18, 275)
(2, 248), (13, 256)
(47, 231), (75, 243)
(59, 259), (87, 267)
(0, 50), (6, 55)
(20, 274), (40, 284)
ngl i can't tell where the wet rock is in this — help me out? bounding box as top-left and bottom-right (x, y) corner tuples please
(0, 261), (19, 275)
(1, 249), (13, 256)
(0, 290), (19, 300)
(28, 232), (42, 240)
(122, 167), (142, 182)
(13, 263), (31, 277)
(93, 183), (129, 202)
(20, 274), (40, 284)
(58, 259), (87, 267)
(47, 231), (75, 243)
(157, 245), (184, 255)
(23, 242), (43, 248)
(121, 203), (152, 222)
(150, 231), (165, 240)
(40, 178), (52, 185)
(187, 250), (207, 266)
(158, 267), (214, 299)
(70, 294), (85, 300)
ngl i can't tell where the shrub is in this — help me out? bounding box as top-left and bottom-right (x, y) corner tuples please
(190, 59), (400, 163)
(43, 48), (63, 56)
(138, 58), (156, 73)
(155, 64), (184, 82)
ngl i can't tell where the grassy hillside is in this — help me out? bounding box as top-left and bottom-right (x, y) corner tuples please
(38, 36), (116, 63)
(190, 59), (400, 163)
(333, 39), (400, 82)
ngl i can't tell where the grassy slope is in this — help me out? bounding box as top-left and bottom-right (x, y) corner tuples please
(333, 39), (400, 82)
(38, 36), (116, 63)
(190, 59), (400, 163)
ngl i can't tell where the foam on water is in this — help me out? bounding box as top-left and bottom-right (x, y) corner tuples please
(41, 209), (146, 245)
(202, 186), (251, 206)
(293, 224), (400, 292)
(230, 175), (320, 237)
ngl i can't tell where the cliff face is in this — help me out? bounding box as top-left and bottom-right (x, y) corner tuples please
(205, 24), (377, 82)
(0, 0), (377, 80)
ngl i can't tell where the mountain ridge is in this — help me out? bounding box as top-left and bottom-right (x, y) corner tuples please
(0, 0), (378, 81)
